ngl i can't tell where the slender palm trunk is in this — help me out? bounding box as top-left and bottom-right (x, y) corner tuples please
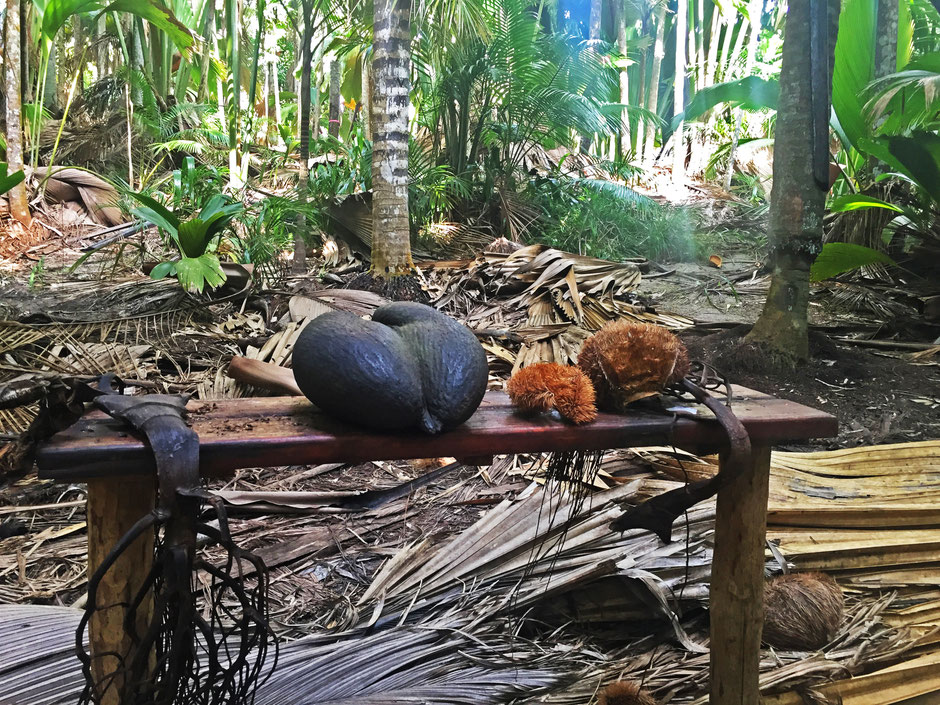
(616, 0), (630, 158)
(97, 13), (108, 78)
(704, 9), (723, 86)
(716, 6), (735, 82)
(5, 0), (30, 226)
(271, 59), (282, 134)
(371, 0), (414, 276)
(361, 56), (372, 140)
(874, 0), (898, 77)
(294, 4), (314, 273)
(672, 0), (688, 186)
(745, 0), (840, 363)
(328, 54), (341, 137)
(643, 1), (667, 166)
(579, 0), (603, 154)
(724, 0), (762, 190)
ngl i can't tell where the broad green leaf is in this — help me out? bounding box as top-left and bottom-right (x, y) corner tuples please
(828, 194), (904, 213)
(858, 132), (940, 202)
(0, 163), (26, 196)
(99, 0), (194, 52)
(131, 206), (179, 239)
(174, 254), (226, 293)
(177, 219), (211, 258)
(810, 242), (896, 282)
(832, 0), (877, 150)
(150, 261), (176, 279)
(130, 192), (180, 229)
(671, 76), (780, 133)
(40, 0), (101, 53)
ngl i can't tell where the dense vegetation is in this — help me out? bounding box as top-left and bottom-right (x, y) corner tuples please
(1, 0), (938, 340)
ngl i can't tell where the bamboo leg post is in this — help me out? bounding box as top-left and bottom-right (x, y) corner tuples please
(709, 443), (772, 705)
(86, 475), (156, 705)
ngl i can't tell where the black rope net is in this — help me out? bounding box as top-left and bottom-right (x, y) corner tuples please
(75, 387), (276, 705)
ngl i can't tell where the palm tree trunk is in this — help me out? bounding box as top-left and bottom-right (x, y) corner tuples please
(5, 0), (30, 226)
(271, 58), (282, 136)
(74, 16), (87, 92)
(328, 54), (341, 137)
(616, 0), (630, 158)
(723, 0), (762, 190)
(716, 5), (735, 82)
(745, 0), (839, 364)
(578, 0), (604, 155)
(643, 1), (667, 166)
(672, 0), (688, 186)
(588, 0), (602, 42)
(361, 55), (372, 140)
(294, 3), (314, 274)
(371, 0), (414, 277)
(874, 0), (898, 78)
(97, 13), (108, 78)
(704, 8), (722, 86)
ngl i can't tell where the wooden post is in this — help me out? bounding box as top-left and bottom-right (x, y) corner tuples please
(709, 443), (772, 705)
(86, 475), (156, 705)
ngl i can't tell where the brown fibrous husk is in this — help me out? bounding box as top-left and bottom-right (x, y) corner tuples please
(577, 321), (689, 411)
(484, 236), (522, 254)
(597, 680), (657, 705)
(762, 572), (844, 650)
(506, 363), (597, 424)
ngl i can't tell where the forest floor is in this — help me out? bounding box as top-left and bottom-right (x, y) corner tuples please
(2, 227), (938, 450)
(2, 212), (940, 702)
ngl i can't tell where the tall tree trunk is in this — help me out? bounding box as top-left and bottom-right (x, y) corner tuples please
(129, 18), (144, 105)
(635, 26), (648, 163)
(226, 0), (243, 188)
(723, 0), (762, 190)
(579, 0), (603, 154)
(294, 4), (314, 273)
(616, 0), (630, 158)
(588, 0), (602, 42)
(328, 54), (341, 137)
(726, 7), (749, 78)
(44, 40), (58, 108)
(704, 9), (722, 87)
(716, 5), (735, 82)
(96, 13), (108, 79)
(672, 0), (688, 186)
(361, 55), (372, 140)
(874, 0), (898, 78)
(74, 16), (87, 92)
(5, 0), (30, 226)
(643, 0), (667, 166)
(197, 1), (215, 101)
(371, 0), (414, 277)
(271, 58), (282, 136)
(310, 37), (324, 141)
(745, 0), (840, 363)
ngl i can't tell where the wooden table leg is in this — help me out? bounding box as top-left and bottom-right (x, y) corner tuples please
(709, 443), (772, 705)
(87, 475), (156, 705)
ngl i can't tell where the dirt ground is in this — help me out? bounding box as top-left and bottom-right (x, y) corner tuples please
(635, 251), (940, 450)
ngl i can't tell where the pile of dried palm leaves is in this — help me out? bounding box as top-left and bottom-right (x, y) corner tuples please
(4, 442), (940, 704)
(2, 242), (938, 704)
(425, 245), (693, 372)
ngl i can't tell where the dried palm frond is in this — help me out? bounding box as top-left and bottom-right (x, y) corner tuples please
(31, 166), (123, 227)
(0, 607), (563, 705)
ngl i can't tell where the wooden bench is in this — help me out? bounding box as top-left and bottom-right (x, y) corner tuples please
(36, 386), (837, 705)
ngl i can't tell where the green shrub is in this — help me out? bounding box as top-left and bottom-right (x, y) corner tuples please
(524, 178), (695, 262)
